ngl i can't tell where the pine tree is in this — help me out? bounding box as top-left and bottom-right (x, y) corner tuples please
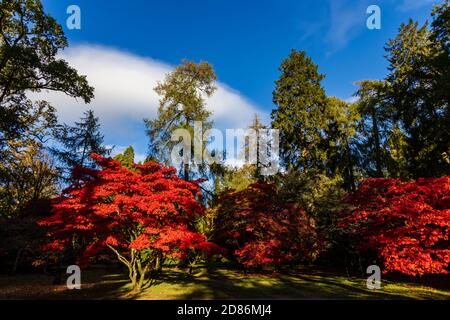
(246, 114), (270, 180)
(51, 110), (110, 177)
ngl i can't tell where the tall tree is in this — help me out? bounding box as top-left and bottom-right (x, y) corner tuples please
(324, 97), (359, 190)
(272, 50), (359, 187)
(428, 1), (450, 175)
(51, 110), (110, 177)
(0, 100), (57, 217)
(0, 0), (94, 143)
(145, 60), (217, 181)
(0, 0), (94, 216)
(385, 12), (450, 178)
(271, 50), (328, 172)
(245, 114), (273, 180)
(353, 80), (391, 178)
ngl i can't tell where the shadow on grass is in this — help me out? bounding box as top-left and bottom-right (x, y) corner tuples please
(0, 268), (130, 300)
(1, 266), (448, 300)
(137, 266), (450, 300)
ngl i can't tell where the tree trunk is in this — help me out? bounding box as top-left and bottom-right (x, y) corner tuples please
(184, 163), (189, 181)
(346, 145), (356, 192)
(371, 108), (383, 177)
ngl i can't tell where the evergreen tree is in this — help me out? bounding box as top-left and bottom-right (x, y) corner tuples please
(324, 97), (359, 191)
(271, 50), (328, 172)
(245, 114), (271, 180)
(384, 11), (450, 177)
(272, 50), (359, 188)
(113, 146), (135, 169)
(51, 110), (110, 177)
(145, 60), (217, 180)
(353, 80), (391, 178)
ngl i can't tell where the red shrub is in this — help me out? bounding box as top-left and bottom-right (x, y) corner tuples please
(213, 183), (320, 268)
(340, 176), (450, 276)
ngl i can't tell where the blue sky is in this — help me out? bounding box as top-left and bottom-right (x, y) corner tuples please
(39, 0), (438, 161)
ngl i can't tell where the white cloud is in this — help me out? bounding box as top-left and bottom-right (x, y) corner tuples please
(324, 0), (437, 52)
(30, 44), (267, 157)
(344, 96), (358, 104)
(326, 0), (372, 53)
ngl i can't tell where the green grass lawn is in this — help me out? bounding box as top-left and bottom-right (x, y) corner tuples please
(0, 266), (448, 300)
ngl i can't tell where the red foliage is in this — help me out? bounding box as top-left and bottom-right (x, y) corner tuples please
(39, 154), (221, 266)
(213, 183), (320, 268)
(340, 176), (450, 276)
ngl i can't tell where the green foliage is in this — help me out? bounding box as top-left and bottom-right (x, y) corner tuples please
(50, 110), (110, 177)
(272, 51), (359, 190)
(271, 50), (327, 172)
(246, 114), (271, 180)
(0, 142), (57, 217)
(145, 60), (217, 180)
(323, 97), (360, 190)
(430, 0), (450, 102)
(353, 80), (393, 178)
(384, 7), (450, 178)
(275, 170), (345, 222)
(0, 0), (94, 142)
(214, 164), (257, 193)
(0, 0), (94, 217)
(113, 146), (136, 169)
(385, 124), (410, 179)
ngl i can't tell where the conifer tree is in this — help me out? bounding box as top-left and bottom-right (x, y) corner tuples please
(271, 50), (327, 172)
(51, 110), (110, 177)
(384, 7), (450, 177)
(145, 60), (217, 181)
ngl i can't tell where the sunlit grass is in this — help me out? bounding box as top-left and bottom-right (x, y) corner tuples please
(1, 267), (448, 300)
(129, 267), (449, 300)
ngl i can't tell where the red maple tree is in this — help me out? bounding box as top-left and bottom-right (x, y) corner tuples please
(213, 183), (320, 268)
(39, 154), (221, 292)
(340, 176), (450, 276)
